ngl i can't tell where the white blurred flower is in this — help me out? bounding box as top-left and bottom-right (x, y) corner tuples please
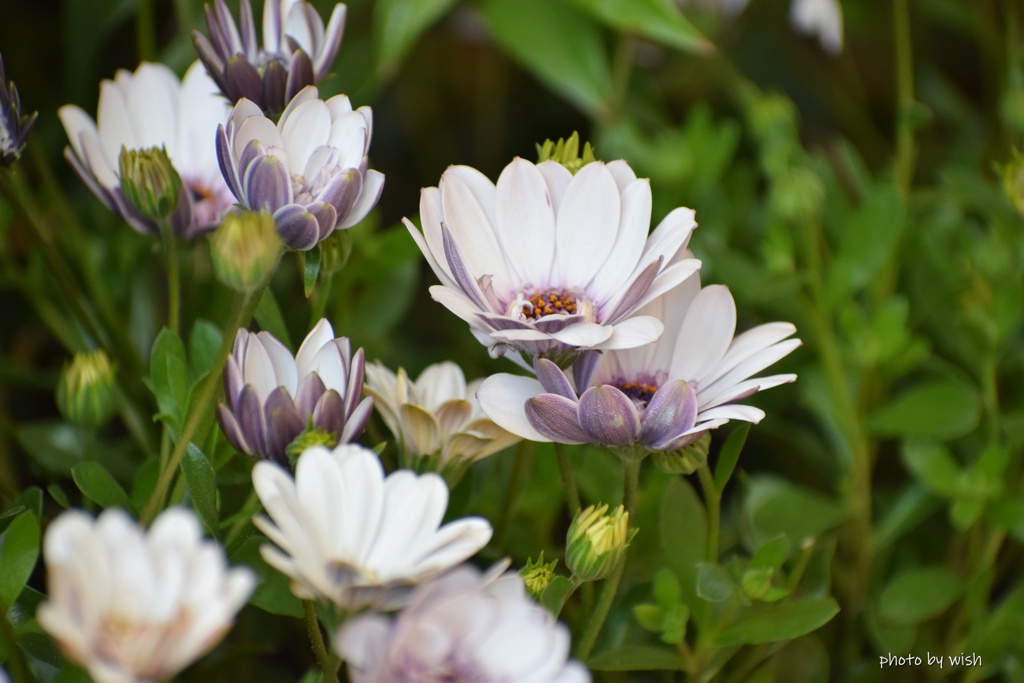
(336, 564), (591, 683)
(406, 158), (700, 363)
(37, 508), (255, 683)
(364, 360), (520, 480)
(252, 443), (493, 610)
(216, 86), (384, 250)
(59, 62), (233, 239)
(790, 0), (843, 54)
(218, 318), (371, 464)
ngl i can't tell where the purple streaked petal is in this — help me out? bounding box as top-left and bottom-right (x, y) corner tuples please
(245, 154), (291, 211)
(295, 372), (328, 418)
(339, 396), (373, 444)
(312, 389), (345, 437)
(224, 55), (264, 103)
(570, 350), (601, 391)
(656, 429), (709, 452)
(532, 313), (586, 334)
(441, 223), (490, 311)
(223, 356), (245, 405)
(274, 204), (320, 250)
(238, 138), (266, 183)
(315, 4), (348, 77)
(285, 49), (315, 103)
(306, 200), (338, 242)
(217, 403), (252, 456)
(697, 404), (765, 424)
(318, 168), (361, 219)
(238, 0), (258, 58)
(262, 60), (288, 113)
(192, 32), (228, 90)
(604, 257), (661, 323)
(533, 358), (577, 400)
(262, 0), (283, 53)
(476, 313), (533, 332)
(237, 384), (269, 458)
(265, 386), (305, 464)
(338, 168), (384, 229)
(577, 386), (641, 446)
(638, 380), (698, 449)
(476, 374), (550, 442)
(525, 395), (591, 444)
(216, 125), (244, 201)
(345, 347), (366, 414)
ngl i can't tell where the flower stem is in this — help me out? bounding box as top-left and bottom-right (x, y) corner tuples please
(493, 441), (531, 549)
(161, 221), (181, 334)
(696, 462), (721, 562)
(303, 600), (337, 683)
(554, 442), (582, 514)
(141, 285), (264, 524)
(574, 454), (641, 660)
(893, 0), (915, 199)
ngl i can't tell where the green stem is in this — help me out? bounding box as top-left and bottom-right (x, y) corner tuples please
(696, 463), (721, 562)
(600, 32), (637, 126)
(162, 221), (181, 334)
(574, 454), (641, 660)
(493, 441), (531, 549)
(225, 489), (261, 547)
(136, 0), (157, 61)
(303, 600), (337, 683)
(554, 442), (582, 514)
(893, 0), (915, 198)
(141, 285), (264, 524)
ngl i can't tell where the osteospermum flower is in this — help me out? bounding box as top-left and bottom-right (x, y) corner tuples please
(59, 62), (233, 239)
(216, 85), (384, 250)
(478, 276), (801, 451)
(405, 157), (701, 364)
(252, 443), (493, 609)
(193, 0), (346, 115)
(0, 54), (37, 166)
(218, 318), (371, 464)
(335, 564), (590, 683)
(790, 0), (843, 54)
(364, 360), (520, 480)
(37, 507), (255, 683)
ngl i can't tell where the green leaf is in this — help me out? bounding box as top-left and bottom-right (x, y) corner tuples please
(712, 598), (840, 646)
(653, 568), (682, 606)
(131, 457), (160, 514)
(15, 421), (85, 475)
(751, 534), (791, 571)
(714, 422), (749, 492)
(232, 535), (303, 618)
(0, 511), (40, 608)
(633, 603), (664, 632)
(744, 477), (844, 546)
(1, 488), (42, 533)
(540, 575), (574, 615)
(479, 0), (612, 114)
(47, 484), (73, 510)
(868, 379), (981, 440)
(696, 561), (735, 603)
(660, 602), (690, 644)
(660, 478), (706, 595)
(900, 441), (959, 497)
(878, 565), (962, 625)
(188, 319), (223, 379)
(874, 484), (942, 552)
(181, 444), (219, 538)
(303, 246), (322, 298)
(254, 287), (293, 349)
(566, 0), (711, 53)
(149, 327), (189, 432)
(988, 497), (1024, 544)
(587, 645), (685, 671)
(72, 461), (133, 511)
(374, 0), (458, 75)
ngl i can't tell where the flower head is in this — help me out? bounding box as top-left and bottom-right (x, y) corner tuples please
(364, 360), (520, 482)
(216, 86), (384, 250)
(252, 443), (493, 610)
(193, 0), (347, 115)
(0, 54), (38, 166)
(57, 349), (117, 428)
(59, 62), (233, 239)
(335, 564), (591, 683)
(37, 507), (255, 683)
(218, 318), (371, 464)
(406, 157), (700, 363)
(478, 277), (800, 451)
(565, 504), (633, 582)
(208, 210), (284, 291)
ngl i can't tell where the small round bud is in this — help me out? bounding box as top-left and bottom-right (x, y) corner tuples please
(521, 552), (559, 601)
(536, 132), (597, 174)
(118, 146), (182, 220)
(565, 503), (634, 582)
(651, 432), (710, 475)
(285, 426), (339, 464)
(56, 350), (117, 428)
(209, 210), (284, 292)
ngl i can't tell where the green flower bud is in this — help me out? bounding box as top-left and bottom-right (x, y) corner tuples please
(521, 552), (559, 601)
(536, 132), (597, 174)
(285, 426), (339, 464)
(565, 503), (634, 582)
(209, 210), (284, 292)
(651, 432), (710, 475)
(118, 146), (182, 220)
(56, 350), (117, 428)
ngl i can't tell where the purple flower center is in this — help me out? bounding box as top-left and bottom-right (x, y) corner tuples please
(614, 377), (660, 407)
(520, 289), (578, 320)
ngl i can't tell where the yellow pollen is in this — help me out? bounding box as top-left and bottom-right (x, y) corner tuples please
(521, 290), (578, 320)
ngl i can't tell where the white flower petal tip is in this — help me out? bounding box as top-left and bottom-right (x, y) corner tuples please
(406, 157), (699, 361)
(58, 61), (233, 239)
(37, 507), (254, 683)
(336, 564), (591, 683)
(790, 0), (844, 54)
(252, 443), (493, 610)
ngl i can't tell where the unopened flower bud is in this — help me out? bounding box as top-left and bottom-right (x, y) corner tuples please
(118, 146), (182, 220)
(521, 552), (559, 600)
(56, 350), (117, 428)
(209, 211), (283, 291)
(651, 432), (710, 475)
(536, 131), (597, 174)
(285, 426), (338, 464)
(1, 54), (37, 167)
(566, 504), (633, 582)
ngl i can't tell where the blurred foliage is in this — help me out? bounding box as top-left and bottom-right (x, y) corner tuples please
(2, 0), (1024, 681)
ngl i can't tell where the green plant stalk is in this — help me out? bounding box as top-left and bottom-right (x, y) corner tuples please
(161, 220), (181, 334)
(135, 0), (157, 62)
(574, 453), (641, 660)
(141, 285), (264, 524)
(493, 441), (532, 549)
(893, 0), (915, 198)
(554, 442), (582, 514)
(696, 462), (721, 563)
(599, 32), (637, 127)
(225, 488), (261, 547)
(303, 600), (338, 683)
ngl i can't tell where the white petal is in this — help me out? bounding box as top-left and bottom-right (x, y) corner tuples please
(280, 99), (331, 175)
(295, 319), (336, 375)
(554, 162), (620, 287)
(593, 315), (664, 351)
(587, 177), (652, 302)
(495, 158), (556, 289)
(669, 285), (736, 381)
(476, 374), (550, 442)
(416, 362), (468, 409)
(440, 167), (515, 294)
(536, 160), (572, 217)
